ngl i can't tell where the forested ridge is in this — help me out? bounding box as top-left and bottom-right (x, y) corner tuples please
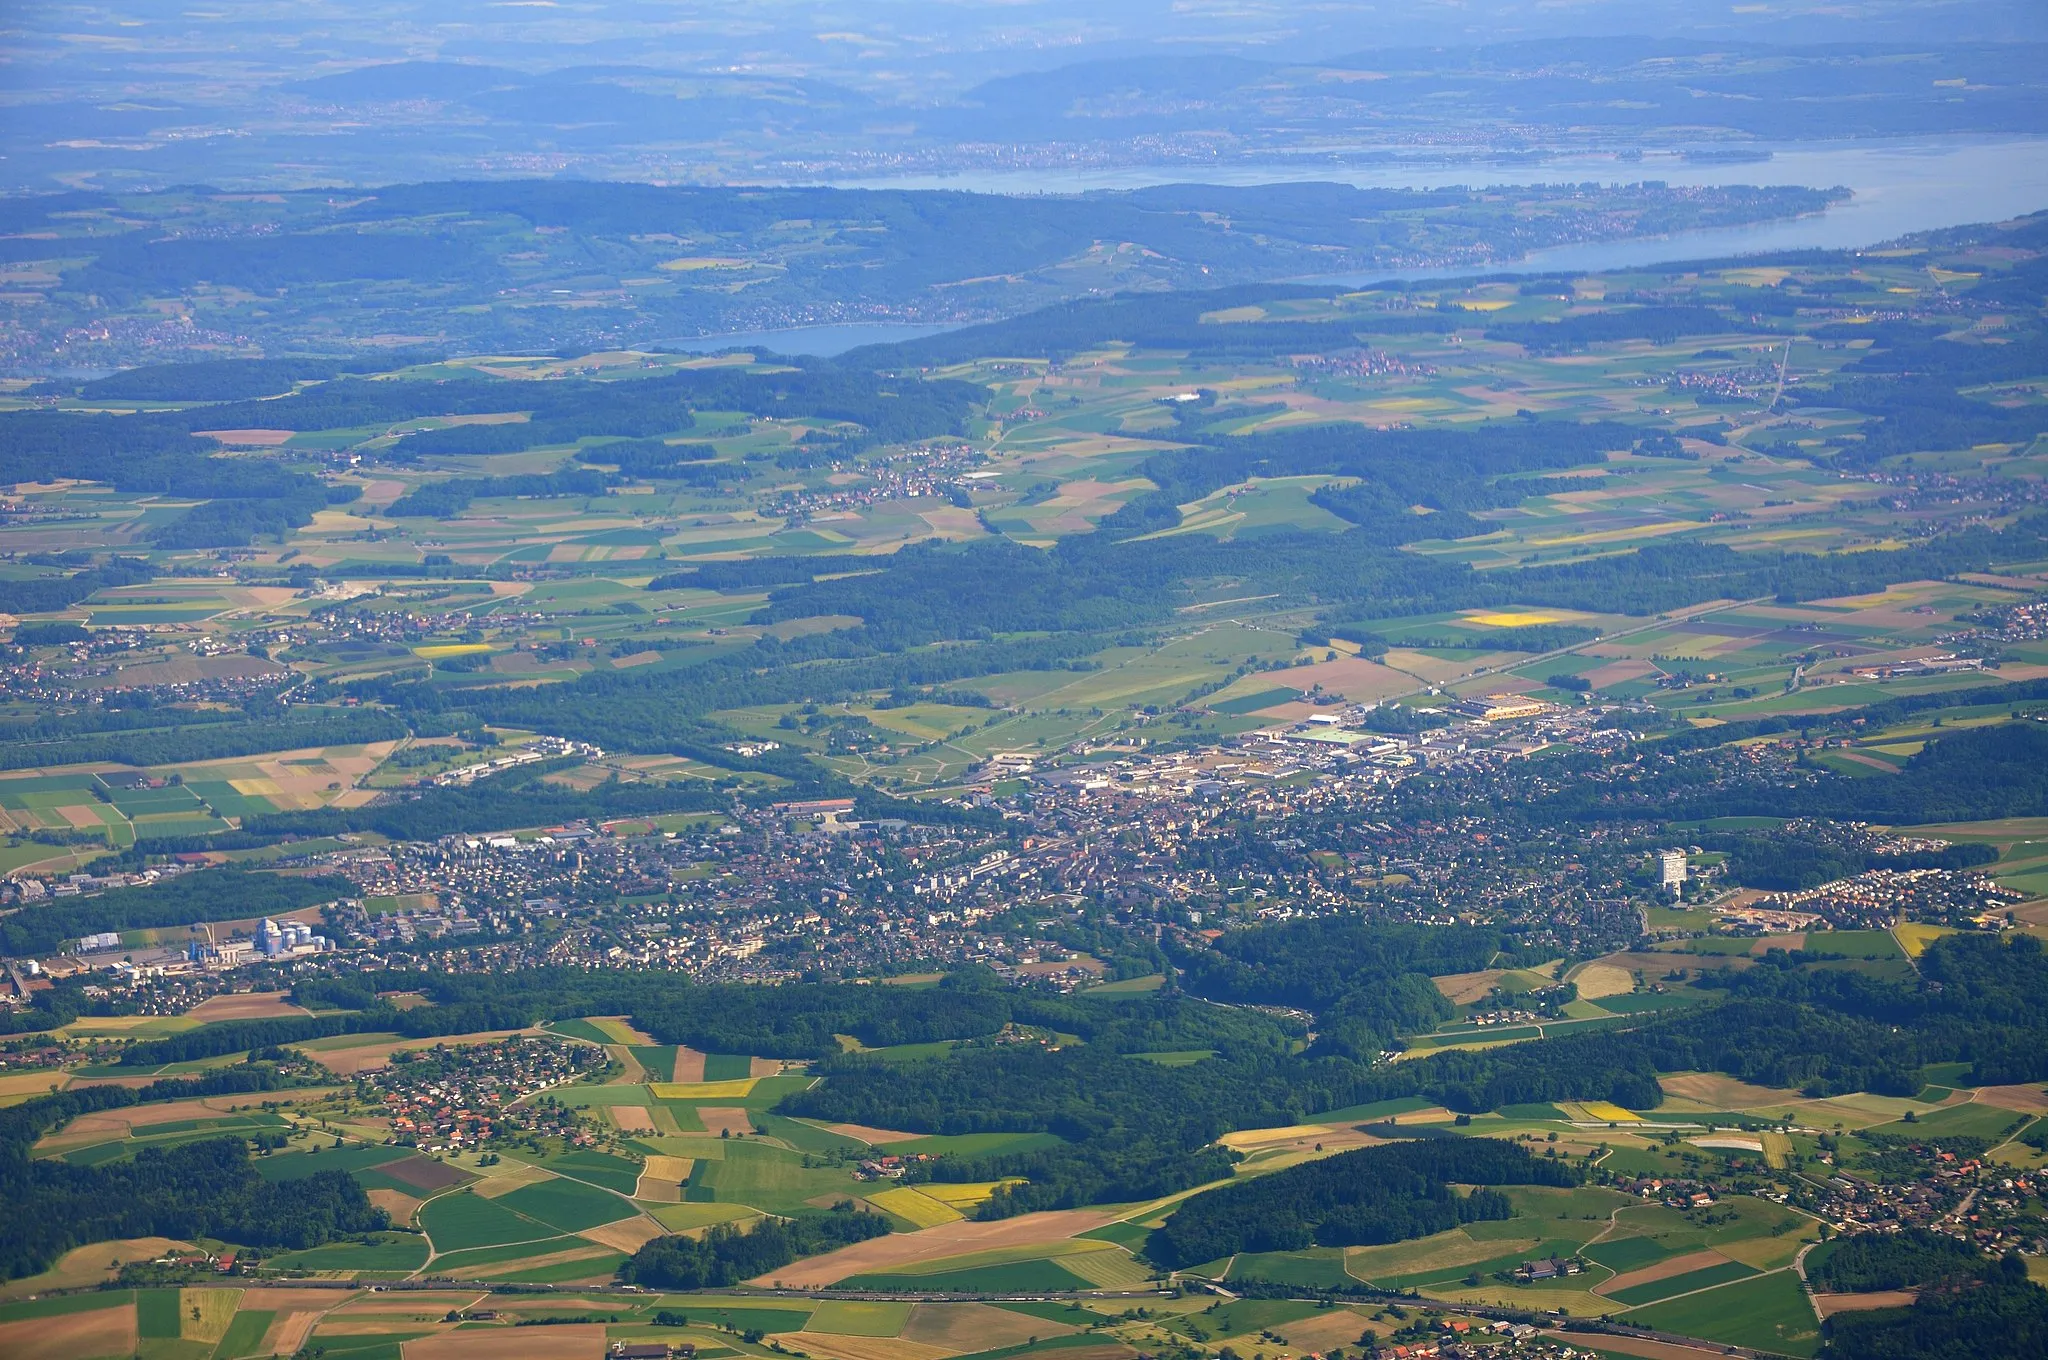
(26, 928), (2048, 1256)
(1809, 1228), (1988, 1293)
(618, 1205), (889, 1290)
(783, 932), (2048, 1215)
(0, 358), (980, 550)
(1819, 1256), (2048, 1360)
(1170, 920), (1508, 1060)
(0, 1064), (383, 1279)
(1148, 1138), (1579, 1267)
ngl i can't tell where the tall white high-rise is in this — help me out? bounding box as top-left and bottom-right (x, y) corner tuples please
(1659, 850), (1689, 900)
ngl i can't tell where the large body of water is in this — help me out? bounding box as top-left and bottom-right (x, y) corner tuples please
(662, 322), (961, 357)
(674, 137), (2048, 353)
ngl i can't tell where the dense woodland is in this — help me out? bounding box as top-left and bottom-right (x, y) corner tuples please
(1808, 1228), (1990, 1293)
(3, 273), (2045, 792)
(1148, 1138), (1579, 1267)
(0, 1064), (379, 1278)
(80, 923), (2048, 1222)
(0, 867), (352, 957)
(618, 1205), (889, 1290)
(0, 706), (406, 775)
(1820, 1257), (2048, 1360)
(1169, 920), (1507, 1060)
(784, 931), (2048, 1213)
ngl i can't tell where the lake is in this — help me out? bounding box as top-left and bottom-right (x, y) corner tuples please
(824, 136), (2048, 277)
(661, 322), (964, 357)
(669, 137), (2048, 350)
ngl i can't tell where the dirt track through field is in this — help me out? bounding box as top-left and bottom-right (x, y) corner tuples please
(751, 1207), (1122, 1286)
(1595, 1248), (1733, 1296)
(1814, 1290), (1918, 1316)
(825, 1121), (920, 1145)
(259, 1311), (323, 1356)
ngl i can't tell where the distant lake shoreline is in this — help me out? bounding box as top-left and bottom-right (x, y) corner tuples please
(832, 135), (2048, 269)
(663, 137), (2048, 353)
(658, 322), (965, 357)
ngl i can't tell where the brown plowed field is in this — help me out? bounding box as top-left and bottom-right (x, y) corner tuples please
(1594, 1248), (1732, 1296)
(696, 1106), (754, 1137)
(1972, 1084), (2048, 1113)
(580, 1218), (664, 1254)
(0, 1307), (138, 1360)
(260, 1311), (324, 1356)
(671, 1046), (707, 1082)
(750, 1207), (1121, 1286)
(825, 1122), (919, 1146)
(899, 1302), (1079, 1352)
(1538, 1330), (1734, 1360)
(787, 1335), (953, 1360)
(368, 1189), (423, 1225)
(380, 1155), (473, 1192)
(404, 1323), (607, 1358)
(608, 1105), (656, 1132)
(187, 991), (310, 1021)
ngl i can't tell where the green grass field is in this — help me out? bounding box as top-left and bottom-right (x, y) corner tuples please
(253, 1145), (410, 1181)
(267, 1232), (430, 1273)
(0, 1291), (136, 1323)
(1870, 1102), (2029, 1141)
(1226, 1249), (1356, 1289)
(701, 1053), (755, 1081)
(494, 1177), (636, 1232)
(417, 1189), (557, 1251)
(136, 1288), (181, 1339)
(1624, 1271), (1820, 1356)
(840, 1258), (1090, 1292)
(807, 1299), (911, 1336)
(420, 1236), (578, 1273)
(1582, 1236), (1673, 1272)
(537, 1148), (647, 1195)
(659, 1302), (814, 1334)
(494, 1252), (628, 1284)
(542, 1018), (618, 1045)
(691, 1137), (860, 1214)
(1606, 1258), (1759, 1306)
(878, 1131), (1063, 1159)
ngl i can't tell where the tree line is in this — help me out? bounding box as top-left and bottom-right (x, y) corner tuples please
(618, 1204), (888, 1290)
(0, 866), (353, 957)
(1148, 1137), (1579, 1267)
(0, 1062), (382, 1279)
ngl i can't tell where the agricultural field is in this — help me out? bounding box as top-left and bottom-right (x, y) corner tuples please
(7, 236), (2047, 833)
(10, 995), (2027, 1360)
(0, 1285), (1179, 1360)
(6, 204), (2048, 1360)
